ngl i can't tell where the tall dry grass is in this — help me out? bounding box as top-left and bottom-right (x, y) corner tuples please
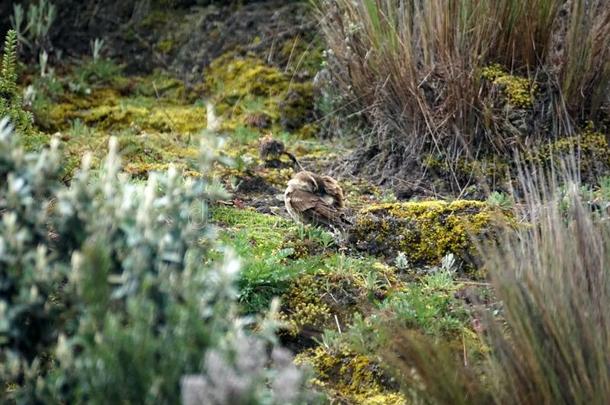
(381, 166), (610, 404)
(316, 0), (610, 163)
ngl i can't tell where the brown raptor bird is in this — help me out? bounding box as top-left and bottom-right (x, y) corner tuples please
(284, 170), (351, 229)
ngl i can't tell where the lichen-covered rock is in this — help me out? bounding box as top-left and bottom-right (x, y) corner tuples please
(351, 200), (505, 267)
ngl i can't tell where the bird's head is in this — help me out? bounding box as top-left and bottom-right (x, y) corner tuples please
(259, 134), (285, 160)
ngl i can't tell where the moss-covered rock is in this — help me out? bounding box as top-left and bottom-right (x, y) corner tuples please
(279, 260), (399, 338)
(351, 200), (505, 267)
(295, 346), (406, 404)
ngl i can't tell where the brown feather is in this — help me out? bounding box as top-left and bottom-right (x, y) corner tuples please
(284, 171), (350, 229)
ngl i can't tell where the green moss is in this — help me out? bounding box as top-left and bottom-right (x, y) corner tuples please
(424, 152), (509, 177)
(352, 200), (505, 267)
(280, 272), (332, 336)
(78, 103), (205, 133)
(212, 207), (331, 313)
(207, 53), (288, 102)
(482, 64), (537, 108)
(279, 36), (325, 77)
(139, 10), (170, 29)
(279, 253), (400, 337)
(133, 72), (187, 100)
(295, 346), (406, 404)
(156, 39), (175, 54)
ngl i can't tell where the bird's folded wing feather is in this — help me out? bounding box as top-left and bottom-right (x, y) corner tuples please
(289, 189), (342, 226)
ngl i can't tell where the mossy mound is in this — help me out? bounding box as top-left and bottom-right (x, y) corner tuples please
(206, 53), (288, 116)
(280, 261), (398, 338)
(80, 103), (206, 133)
(351, 200), (505, 267)
(205, 53), (316, 135)
(295, 346), (406, 404)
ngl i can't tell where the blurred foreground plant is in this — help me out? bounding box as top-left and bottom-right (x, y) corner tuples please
(0, 119), (315, 404)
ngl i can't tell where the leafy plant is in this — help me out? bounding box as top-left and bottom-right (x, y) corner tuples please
(11, 0), (56, 56)
(486, 191), (513, 210)
(0, 30), (33, 134)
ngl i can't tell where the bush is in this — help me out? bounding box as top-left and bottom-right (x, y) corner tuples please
(0, 120), (315, 404)
(316, 0), (610, 182)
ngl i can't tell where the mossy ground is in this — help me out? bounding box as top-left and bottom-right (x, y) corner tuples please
(23, 40), (499, 405)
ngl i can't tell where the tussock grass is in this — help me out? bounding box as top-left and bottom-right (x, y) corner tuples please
(381, 165), (610, 404)
(316, 0), (610, 168)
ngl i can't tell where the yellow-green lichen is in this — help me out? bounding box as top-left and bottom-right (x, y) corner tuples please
(352, 200), (504, 267)
(294, 346), (406, 404)
(482, 64), (536, 108)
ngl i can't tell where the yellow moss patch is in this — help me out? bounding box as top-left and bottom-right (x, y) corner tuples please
(295, 346), (406, 404)
(533, 130), (610, 166)
(79, 103), (205, 133)
(482, 64), (536, 108)
(280, 273), (331, 336)
(205, 52), (316, 133)
(352, 200), (504, 266)
(207, 53), (287, 99)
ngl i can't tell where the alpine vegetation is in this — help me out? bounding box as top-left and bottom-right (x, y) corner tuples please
(0, 119), (314, 404)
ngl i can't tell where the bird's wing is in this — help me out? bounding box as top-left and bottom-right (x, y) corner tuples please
(320, 176), (345, 209)
(289, 189), (344, 227)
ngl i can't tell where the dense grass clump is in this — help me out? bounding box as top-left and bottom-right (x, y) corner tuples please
(316, 0), (610, 181)
(380, 168), (610, 404)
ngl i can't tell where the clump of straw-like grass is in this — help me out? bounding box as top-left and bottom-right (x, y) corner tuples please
(381, 164), (610, 403)
(316, 0), (610, 178)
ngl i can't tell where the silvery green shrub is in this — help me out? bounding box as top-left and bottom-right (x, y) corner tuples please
(0, 120), (314, 404)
